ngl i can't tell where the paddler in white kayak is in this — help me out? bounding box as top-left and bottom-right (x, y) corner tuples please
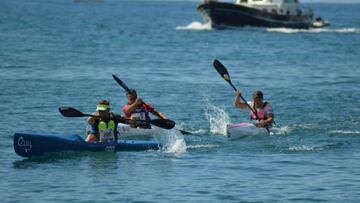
(122, 89), (167, 129)
(234, 90), (274, 128)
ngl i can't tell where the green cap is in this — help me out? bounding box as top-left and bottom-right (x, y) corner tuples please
(96, 104), (109, 111)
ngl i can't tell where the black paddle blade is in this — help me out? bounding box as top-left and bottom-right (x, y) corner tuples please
(178, 129), (192, 135)
(112, 74), (131, 93)
(150, 119), (176, 130)
(213, 59), (231, 82)
(58, 107), (86, 117)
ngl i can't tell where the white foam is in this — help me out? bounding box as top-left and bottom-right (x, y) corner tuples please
(267, 27), (360, 34)
(176, 21), (212, 31)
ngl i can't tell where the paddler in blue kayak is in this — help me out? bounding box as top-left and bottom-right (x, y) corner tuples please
(122, 89), (167, 129)
(86, 99), (125, 142)
(234, 90), (274, 128)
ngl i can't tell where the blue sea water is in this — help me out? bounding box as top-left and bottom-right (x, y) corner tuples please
(1, 0), (360, 202)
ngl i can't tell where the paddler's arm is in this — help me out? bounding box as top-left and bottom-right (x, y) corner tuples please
(144, 102), (167, 119)
(149, 108), (167, 119)
(234, 90), (248, 109)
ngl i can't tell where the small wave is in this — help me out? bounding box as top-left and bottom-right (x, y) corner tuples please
(267, 27), (360, 34)
(176, 21), (212, 31)
(288, 145), (316, 152)
(330, 130), (360, 135)
(187, 144), (218, 149)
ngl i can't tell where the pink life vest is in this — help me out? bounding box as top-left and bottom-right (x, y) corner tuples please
(249, 102), (273, 120)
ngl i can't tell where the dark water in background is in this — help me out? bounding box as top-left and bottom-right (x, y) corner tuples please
(1, 0), (360, 202)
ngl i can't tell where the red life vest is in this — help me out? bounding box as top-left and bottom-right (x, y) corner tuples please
(122, 103), (153, 128)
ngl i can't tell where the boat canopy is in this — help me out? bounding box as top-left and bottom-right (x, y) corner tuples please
(235, 0), (312, 16)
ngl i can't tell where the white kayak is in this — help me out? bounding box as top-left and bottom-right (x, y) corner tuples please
(116, 123), (190, 139)
(226, 122), (270, 140)
(117, 123), (159, 138)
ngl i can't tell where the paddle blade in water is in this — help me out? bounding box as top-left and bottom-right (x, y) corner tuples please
(150, 119), (176, 130)
(58, 107), (86, 117)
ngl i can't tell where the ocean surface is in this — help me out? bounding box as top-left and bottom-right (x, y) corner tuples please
(1, 0), (360, 202)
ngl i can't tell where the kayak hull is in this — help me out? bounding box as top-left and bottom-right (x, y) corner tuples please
(226, 122), (269, 140)
(117, 123), (157, 138)
(117, 123), (188, 138)
(14, 132), (161, 158)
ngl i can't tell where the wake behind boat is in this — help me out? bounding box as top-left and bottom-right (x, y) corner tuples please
(197, 0), (329, 29)
(14, 132), (161, 158)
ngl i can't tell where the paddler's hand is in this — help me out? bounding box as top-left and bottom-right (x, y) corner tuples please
(135, 98), (143, 106)
(258, 120), (267, 128)
(236, 90), (241, 97)
(87, 112), (98, 125)
(87, 117), (95, 125)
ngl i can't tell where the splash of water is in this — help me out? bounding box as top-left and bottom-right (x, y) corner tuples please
(204, 101), (230, 135)
(176, 21), (212, 31)
(153, 128), (187, 154)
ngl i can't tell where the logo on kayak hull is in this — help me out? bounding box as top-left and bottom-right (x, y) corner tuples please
(17, 136), (32, 153)
(105, 145), (115, 151)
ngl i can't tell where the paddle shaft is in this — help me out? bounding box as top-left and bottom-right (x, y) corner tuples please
(228, 81), (260, 120)
(59, 107), (175, 130)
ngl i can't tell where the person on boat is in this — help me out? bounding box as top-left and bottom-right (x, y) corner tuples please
(234, 90), (274, 128)
(86, 99), (125, 142)
(122, 89), (167, 129)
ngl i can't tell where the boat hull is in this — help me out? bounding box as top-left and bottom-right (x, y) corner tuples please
(14, 132), (161, 158)
(226, 122), (269, 140)
(197, 1), (312, 29)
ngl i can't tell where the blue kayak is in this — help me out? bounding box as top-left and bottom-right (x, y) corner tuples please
(14, 132), (161, 158)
